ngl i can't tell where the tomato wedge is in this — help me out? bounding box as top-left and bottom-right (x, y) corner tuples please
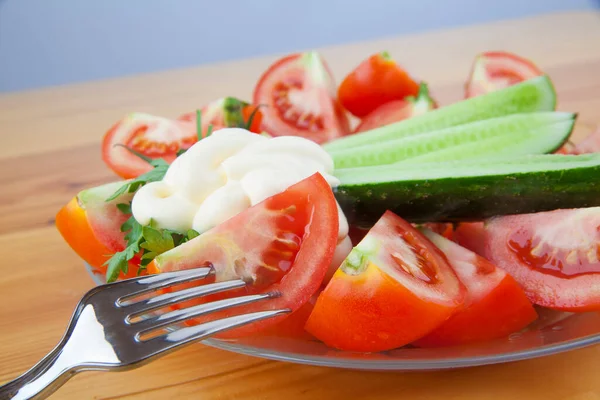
(55, 181), (140, 280)
(485, 207), (600, 311)
(253, 52), (350, 144)
(102, 113), (196, 179)
(305, 211), (466, 352)
(338, 51), (420, 118)
(354, 83), (436, 133)
(465, 51), (544, 98)
(178, 97), (264, 135)
(147, 173), (338, 337)
(413, 230), (537, 348)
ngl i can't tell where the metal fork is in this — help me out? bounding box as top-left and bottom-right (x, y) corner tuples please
(0, 267), (289, 400)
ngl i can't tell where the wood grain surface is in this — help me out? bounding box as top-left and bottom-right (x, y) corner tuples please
(1, 10), (600, 400)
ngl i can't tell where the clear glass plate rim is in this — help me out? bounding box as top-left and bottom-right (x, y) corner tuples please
(84, 262), (600, 370)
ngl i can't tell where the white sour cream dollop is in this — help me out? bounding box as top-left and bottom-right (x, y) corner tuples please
(131, 128), (351, 270)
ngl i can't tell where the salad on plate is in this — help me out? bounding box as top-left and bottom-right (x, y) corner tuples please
(55, 49), (600, 353)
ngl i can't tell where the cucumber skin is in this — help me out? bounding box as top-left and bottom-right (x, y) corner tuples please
(334, 165), (600, 227)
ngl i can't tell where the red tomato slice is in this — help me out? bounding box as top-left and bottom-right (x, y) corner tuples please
(305, 211), (466, 352)
(465, 51), (544, 98)
(148, 173), (338, 337)
(253, 52), (350, 144)
(413, 230), (537, 348)
(569, 127), (600, 154)
(485, 208), (600, 311)
(178, 97), (264, 135)
(354, 83), (437, 133)
(102, 113), (196, 179)
(338, 51), (420, 118)
(55, 181), (141, 280)
(453, 222), (486, 257)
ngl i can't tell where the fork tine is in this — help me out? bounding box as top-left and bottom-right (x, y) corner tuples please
(147, 309), (290, 348)
(118, 279), (247, 315)
(115, 267), (214, 301)
(131, 292), (277, 335)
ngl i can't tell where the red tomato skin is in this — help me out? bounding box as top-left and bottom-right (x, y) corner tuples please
(253, 52), (350, 144)
(414, 275), (537, 347)
(414, 230), (537, 348)
(338, 52), (420, 118)
(150, 173), (339, 338)
(305, 211), (466, 352)
(465, 51), (544, 98)
(354, 83), (437, 133)
(484, 209), (600, 312)
(306, 263), (461, 352)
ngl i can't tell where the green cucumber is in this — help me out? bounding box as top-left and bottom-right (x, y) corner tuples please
(324, 75), (556, 152)
(331, 112), (574, 168)
(334, 154), (600, 226)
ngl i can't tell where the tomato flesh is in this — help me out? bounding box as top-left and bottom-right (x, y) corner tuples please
(453, 222), (486, 257)
(102, 113), (196, 179)
(485, 208), (600, 311)
(55, 181), (141, 280)
(354, 83), (436, 133)
(149, 173), (338, 337)
(413, 230), (537, 348)
(305, 211), (465, 352)
(465, 51), (544, 98)
(253, 52), (350, 144)
(338, 52), (420, 118)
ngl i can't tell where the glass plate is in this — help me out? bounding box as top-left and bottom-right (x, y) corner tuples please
(85, 263), (600, 370)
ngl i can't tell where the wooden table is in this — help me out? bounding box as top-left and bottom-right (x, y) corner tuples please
(1, 10), (600, 399)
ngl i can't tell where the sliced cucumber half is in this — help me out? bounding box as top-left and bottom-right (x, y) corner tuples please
(334, 154), (600, 225)
(331, 111), (574, 168)
(324, 75), (557, 152)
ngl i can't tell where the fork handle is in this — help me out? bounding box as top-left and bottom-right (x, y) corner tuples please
(0, 343), (77, 400)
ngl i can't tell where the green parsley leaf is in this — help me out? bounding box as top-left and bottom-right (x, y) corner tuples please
(105, 251), (128, 283)
(196, 109), (203, 141)
(115, 144), (154, 164)
(116, 202), (131, 214)
(140, 225), (175, 255)
(105, 159), (169, 202)
(187, 229), (200, 240)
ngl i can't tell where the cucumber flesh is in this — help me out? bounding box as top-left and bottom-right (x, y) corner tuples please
(334, 154), (600, 226)
(396, 117), (574, 164)
(331, 112), (574, 168)
(323, 75), (557, 152)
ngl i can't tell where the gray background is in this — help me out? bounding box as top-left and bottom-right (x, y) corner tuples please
(0, 0), (597, 93)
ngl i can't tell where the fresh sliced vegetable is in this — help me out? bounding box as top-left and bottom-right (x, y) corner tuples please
(334, 153), (600, 226)
(178, 97), (263, 135)
(55, 181), (139, 279)
(465, 51), (544, 98)
(354, 83), (437, 133)
(485, 207), (600, 311)
(147, 173), (339, 338)
(324, 76), (557, 152)
(453, 222), (486, 257)
(331, 112), (574, 168)
(253, 52), (350, 144)
(338, 51), (420, 118)
(102, 113), (196, 179)
(413, 229), (537, 347)
(305, 211), (466, 352)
